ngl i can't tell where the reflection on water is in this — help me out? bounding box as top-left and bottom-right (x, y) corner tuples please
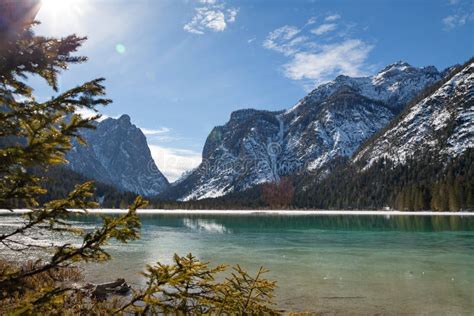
(0, 213), (473, 314)
(137, 213), (474, 232)
(182, 218), (229, 233)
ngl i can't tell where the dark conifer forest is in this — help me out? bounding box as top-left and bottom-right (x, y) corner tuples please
(29, 147), (473, 212)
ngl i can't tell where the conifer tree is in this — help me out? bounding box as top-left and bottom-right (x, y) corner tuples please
(0, 11), (147, 312)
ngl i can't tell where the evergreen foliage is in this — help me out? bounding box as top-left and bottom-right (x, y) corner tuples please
(153, 149), (473, 211)
(38, 166), (139, 208)
(118, 254), (277, 314)
(293, 149), (473, 211)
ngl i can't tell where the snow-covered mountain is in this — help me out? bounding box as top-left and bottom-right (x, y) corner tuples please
(292, 61), (440, 113)
(66, 114), (169, 196)
(166, 61), (443, 201)
(354, 59), (474, 168)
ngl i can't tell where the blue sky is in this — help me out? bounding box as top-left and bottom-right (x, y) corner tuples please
(35, 0), (473, 181)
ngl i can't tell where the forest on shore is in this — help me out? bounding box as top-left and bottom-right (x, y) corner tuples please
(23, 148), (473, 212)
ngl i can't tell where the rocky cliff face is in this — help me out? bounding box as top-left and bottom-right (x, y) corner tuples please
(166, 62), (443, 201)
(354, 59), (474, 168)
(66, 115), (169, 196)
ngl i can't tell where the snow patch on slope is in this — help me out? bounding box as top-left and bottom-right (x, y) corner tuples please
(355, 62), (474, 168)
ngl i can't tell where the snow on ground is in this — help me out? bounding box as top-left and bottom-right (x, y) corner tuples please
(2, 209), (473, 216)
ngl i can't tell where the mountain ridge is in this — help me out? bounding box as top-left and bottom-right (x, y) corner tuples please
(164, 60), (444, 201)
(354, 57), (474, 169)
(188, 60), (474, 210)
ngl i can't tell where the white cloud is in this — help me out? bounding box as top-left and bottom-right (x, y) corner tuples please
(325, 14), (341, 22)
(141, 127), (171, 135)
(311, 23), (337, 35)
(202, 9), (226, 31)
(144, 129), (201, 181)
(263, 25), (304, 56)
(442, 15), (457, 29)
(442, 13), (474, 29)
(227, 8), (239, 23)
(263, 14), (374, 88)
(75, 107), (109, 122)
(184, 1), (238, 35)
(283, 40), (374, 84)
(142, 127), (182, 143)
(149, 145), (202, 182)
(442, 0), (474, 30)
(184, 8), (225, 34)
(306, 17), (317, 25)
(267, 25), (300, 42)
(141, 127), (178, 142)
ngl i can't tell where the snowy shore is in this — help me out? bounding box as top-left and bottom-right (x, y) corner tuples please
(1, 209), (473, 216)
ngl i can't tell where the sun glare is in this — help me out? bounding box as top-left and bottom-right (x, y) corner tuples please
(37, 0), (88, 34)
(40, 0), (86, 19)
(41, 0), (73, 13)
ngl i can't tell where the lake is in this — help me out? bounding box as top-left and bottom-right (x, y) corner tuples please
(1, 212), (473, 314)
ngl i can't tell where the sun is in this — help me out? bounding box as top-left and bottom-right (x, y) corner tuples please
(41, 0), (73, 14)
(37, 0), (87, 33)
(40, 0), (85, 17)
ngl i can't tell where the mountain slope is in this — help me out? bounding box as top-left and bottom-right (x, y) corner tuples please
(291, 58), (474, 211)
(66, 114), (169, 196)
(354, 58), (473, 168)
(166, 61), (442, 201)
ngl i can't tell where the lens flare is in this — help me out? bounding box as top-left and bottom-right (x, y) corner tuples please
(115, 44), (126, 54)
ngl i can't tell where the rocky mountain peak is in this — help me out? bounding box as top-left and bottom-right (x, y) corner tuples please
(117, 114), (131, 124)
(230, 109), (260, 121)
(380, 60), (412, 71)
(379, 60), (437, 75)
(66, 114), (169, 196)
(372, 60), (438, 83)
(295, 61), (443, 114)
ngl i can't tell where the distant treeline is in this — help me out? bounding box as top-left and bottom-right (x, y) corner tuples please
(169, 149), (474, 212)
(4, 149), (472, 212)
(293, 149), (474, 211)
(1, 167), (137, 209)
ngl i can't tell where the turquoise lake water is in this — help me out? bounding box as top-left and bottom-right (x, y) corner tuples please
(1, 213), (473, 314)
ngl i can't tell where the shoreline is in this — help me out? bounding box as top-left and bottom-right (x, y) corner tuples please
(1, 209), (473, 216)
